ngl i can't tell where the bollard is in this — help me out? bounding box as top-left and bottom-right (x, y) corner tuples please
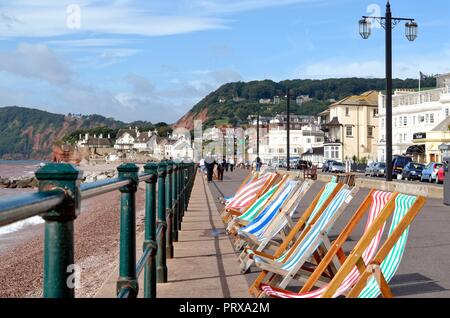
(156, 162), (168, 283)
(116, 163), (139, 297)
(36, 163), (82, 298)
(172, 163), (179, 242)
(143, 162), (158, 298)
(165, 161), (174, 259)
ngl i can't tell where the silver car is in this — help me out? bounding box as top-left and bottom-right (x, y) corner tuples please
(329, 161), (345, 173)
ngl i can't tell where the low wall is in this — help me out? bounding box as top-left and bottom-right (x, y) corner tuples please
(279, 170), (443, 199)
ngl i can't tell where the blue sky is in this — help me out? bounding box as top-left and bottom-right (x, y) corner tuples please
(0, 0), (449, 123)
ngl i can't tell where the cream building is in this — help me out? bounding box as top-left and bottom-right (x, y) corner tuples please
(319, 90), (379, 163)
(377, 73), (450, 163)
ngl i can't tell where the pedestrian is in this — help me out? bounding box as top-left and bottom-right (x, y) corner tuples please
(255, 156), (262, 172)
(216, 157), (225, 181)
(225, 157), (229, 172)
(229, 157), (235, 172)
(204, 153), (216, 183)
(199, 158), (205, 174)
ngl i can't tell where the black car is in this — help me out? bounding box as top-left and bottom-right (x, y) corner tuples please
(322, 160), (337, 172)
(401, 162), (425, 181)
(392, 155), (412, 178)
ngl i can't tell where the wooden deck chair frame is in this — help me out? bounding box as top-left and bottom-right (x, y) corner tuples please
(231, 179), (306, 251)
(237, 179), (314, 272)
(247, 182), (344, 296)
(219, 171), (257, 205)
(221, 172), (280, 222)
(291, 192), (425, 298)
(226, 174), (292, 234)
(228, 176), (301, 236)
(251, 186), (360, 296)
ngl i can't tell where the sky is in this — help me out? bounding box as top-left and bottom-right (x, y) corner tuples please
(0, 0), (449, 123)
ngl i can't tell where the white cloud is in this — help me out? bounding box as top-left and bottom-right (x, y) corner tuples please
(0, 43), (72, 84)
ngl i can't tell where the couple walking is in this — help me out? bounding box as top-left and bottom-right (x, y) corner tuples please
(200, 155), (235, 183)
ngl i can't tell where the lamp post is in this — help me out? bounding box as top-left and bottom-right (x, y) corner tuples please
(359, 0), (418, 182)
(286, 89), (291, 171)
(256, 111), (260, 159)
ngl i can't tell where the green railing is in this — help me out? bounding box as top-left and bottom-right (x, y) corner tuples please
(0, 161), (197, 298)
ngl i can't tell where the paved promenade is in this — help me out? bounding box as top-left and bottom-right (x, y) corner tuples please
(96, 169), (250, 298)
(97, 168), (450, 298)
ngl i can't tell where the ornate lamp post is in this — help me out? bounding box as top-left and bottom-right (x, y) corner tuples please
(359, 0), (418, 181)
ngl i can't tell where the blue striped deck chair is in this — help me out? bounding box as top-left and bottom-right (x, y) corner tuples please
(248, 185), (359, 295)
(231, 179), (300, 250)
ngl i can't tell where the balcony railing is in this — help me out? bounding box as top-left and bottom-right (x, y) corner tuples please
(0, 161), (197, 298)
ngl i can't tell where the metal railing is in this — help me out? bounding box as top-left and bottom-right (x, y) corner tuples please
(0, 161), (197, 298)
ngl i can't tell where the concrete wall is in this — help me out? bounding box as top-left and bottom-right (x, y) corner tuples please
(280, 170), (443, 199)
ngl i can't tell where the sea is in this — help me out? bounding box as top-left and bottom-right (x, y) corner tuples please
(0, 160), (49, 248)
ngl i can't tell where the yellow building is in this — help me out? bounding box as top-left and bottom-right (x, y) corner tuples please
(412, 116), (450, 163)
(319, 90), (379, 162)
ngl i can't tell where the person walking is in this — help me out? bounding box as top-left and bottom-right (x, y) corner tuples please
(255, 156), (262, 172)
(217, 157), (226, 181)
(199, 158), (205, 174)
(204, 154), (216, 183)
(229, 157), (235, 172)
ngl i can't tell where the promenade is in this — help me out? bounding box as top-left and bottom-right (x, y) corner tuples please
(96, 168), (450, 298)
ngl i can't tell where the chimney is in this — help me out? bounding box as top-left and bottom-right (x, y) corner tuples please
(108, 133), (111, 139)
(99, 134), (103, 139)
(85, 133), (89, 140)
(94, 134), (97, 138)
(79, 134), (82, 140)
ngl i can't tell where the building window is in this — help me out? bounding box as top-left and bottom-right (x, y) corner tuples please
(381, 118), (385, 128)
(345, 107), (350, 117)
(368, 126), (374, 138)
(419, 115), (425, 123)
(446, 108), (449, 116)
(430, 113), (435, 124)
(373, 109), (378, 117)
(278, 148), (285, 154)
(346, 126), (353, 137)
(425, 114), (429, 123)
(403, 116), (407, 126)
(307, 138), (311, 144)
(331, 146), (339, 159)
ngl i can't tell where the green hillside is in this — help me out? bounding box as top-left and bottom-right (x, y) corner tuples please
(184, 77), (436, 127)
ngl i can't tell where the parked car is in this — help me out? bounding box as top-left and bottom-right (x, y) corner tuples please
(371, 162), (386, 177)
(365, 162), (377, 176)
(420, 162), (443, 183)
(322, 160), (337, 172)
(401, 162), (425, 181)
(392, 155), (412, 178)
(329, 161), (345, 173)
(437, 164), (446, 184)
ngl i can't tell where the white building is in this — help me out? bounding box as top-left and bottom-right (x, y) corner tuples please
(377, 73), (450, 163)
(258, 124), (324, 164)
(114, 128), (139, 151)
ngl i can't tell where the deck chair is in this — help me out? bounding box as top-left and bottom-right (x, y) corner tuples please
(226, 175), (289, 233)
(260, 192), (426, 298)
(230, 179), (303, 250)
(236, 180), (313, 272)
(221, 172), (279, 221)
(219, 171), (257, 205)
(243, 180), (343, 280)
(248, 185), (359, 296)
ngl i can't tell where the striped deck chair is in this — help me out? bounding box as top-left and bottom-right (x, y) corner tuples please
(220, 171), (257, 205)
(248, 185), (359, 296)
(260, 192), (426, 298)
(226, 175), (289, 234)
(238, 180), (314, 273)
(244, 180), (343, 285)
(230, 180), (302, 250)
(221, 172), (279, 221)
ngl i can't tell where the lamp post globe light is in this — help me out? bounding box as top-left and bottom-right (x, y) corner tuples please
(359, 0), (418, 182)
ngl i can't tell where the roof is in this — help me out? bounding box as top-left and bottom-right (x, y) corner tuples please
(135, 132), (153, 143)
(324, 117), (341, 127)
(432, 116), (450, 131)
(329, 90), (379, 108)
(116, 129), (137, 139)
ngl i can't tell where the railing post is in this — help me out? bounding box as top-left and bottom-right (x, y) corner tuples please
(143, 162), (158, 298)
(165, 161), (174, 259)
(116, 163), (139, 297)
(184, 164), (189, 212)
(156, 162), (168, 283)
(180, 163), (186, 221)
(36, 163), (82, 298)
(172, 163), (179, 242)
(177, 163), (183, 230)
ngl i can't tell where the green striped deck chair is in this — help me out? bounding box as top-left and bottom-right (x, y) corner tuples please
(226, 175), (289, 233)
